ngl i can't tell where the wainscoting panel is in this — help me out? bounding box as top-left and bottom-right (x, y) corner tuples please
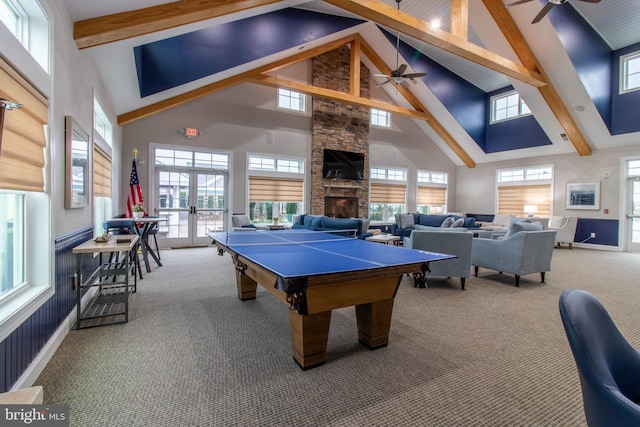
(1, 226), (95, 392)
(575, 218), (619, 246)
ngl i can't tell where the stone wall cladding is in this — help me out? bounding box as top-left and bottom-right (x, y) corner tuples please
(311, 46), (371, 217)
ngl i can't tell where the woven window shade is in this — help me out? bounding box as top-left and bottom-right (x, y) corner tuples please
(93, 146), (112, 198)
(417, 186), (446, 205)
(370, 183), (406, 204)
(249, 177), (303, 202)
(498, 184), (551, 217)
(0, 59), (48, 192)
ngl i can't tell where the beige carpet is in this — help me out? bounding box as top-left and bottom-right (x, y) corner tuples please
(35, 246), (640, 426)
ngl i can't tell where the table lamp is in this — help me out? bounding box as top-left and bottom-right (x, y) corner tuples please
(524, 205), (538, 218)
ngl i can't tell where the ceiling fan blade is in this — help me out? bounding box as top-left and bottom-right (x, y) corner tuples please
(507, 0), (535, 6)
(531, 2), (555, 24)
(396, 64), (407, 76)
(403, 72), (427, 79)
(577, 0), (601, 3)
(376, 79), (392, 88)
(372, 73), (389, 77)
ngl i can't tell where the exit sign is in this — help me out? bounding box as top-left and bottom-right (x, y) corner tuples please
(185, 127), (199, 138)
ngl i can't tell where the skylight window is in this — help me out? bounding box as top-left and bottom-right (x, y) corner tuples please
(621, 51), (640, 94)
(490, 90), (531, 123)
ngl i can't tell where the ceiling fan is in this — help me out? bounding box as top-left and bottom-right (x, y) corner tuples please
(372, 0), (427, 88)
(507, 0), (601, 25)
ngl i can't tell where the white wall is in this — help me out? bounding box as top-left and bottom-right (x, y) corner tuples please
(44, 0), (122, 236)
(455, 144), (640, 221)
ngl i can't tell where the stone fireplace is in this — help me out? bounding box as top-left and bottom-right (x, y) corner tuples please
(310, 45), (371, 218)
(325, 196), (358, 218)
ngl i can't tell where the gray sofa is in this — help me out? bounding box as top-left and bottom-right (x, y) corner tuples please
(404, 229), (473, 290)
(471, 221), (557, 287)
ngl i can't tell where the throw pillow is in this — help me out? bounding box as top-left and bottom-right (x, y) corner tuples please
(504, 220), (543, 239)
(441, 217), (455, 228)
(395, 213), (415, 229)
(450, 218), (465, 228)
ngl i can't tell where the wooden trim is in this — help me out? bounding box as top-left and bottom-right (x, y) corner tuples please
(324, 0), (546, 87)
(118, 34), (359, 125)
(350, 38), (361, 97)
(450, 0), (469, 40)
(74, 0), (284, 49)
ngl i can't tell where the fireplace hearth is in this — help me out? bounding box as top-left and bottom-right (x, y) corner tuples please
(325, 197), (358, 218)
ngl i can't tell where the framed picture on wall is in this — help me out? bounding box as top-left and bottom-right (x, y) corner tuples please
(566, 182), (600, 210)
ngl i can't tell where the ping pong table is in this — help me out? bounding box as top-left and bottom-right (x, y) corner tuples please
(208, 229), (454, 369)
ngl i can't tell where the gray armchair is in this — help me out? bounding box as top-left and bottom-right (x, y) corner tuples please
(471, 224), (556, 287)
(404, 229), (473, 290)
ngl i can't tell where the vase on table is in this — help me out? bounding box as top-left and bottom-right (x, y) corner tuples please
(133, 211), (144, 220)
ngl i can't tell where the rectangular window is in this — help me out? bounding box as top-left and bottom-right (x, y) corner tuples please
(248, 177), (303, 225)
(370, 167), (406, 182)
(277, 88), (306, 113)
(371, 108), (390, 127)
(0, 193), (25, 299)
(621, 51), (640, 94)
(369, 183), (406, 222)
(417, 170), (448, 185)
(490, 90), (531, 123)
(498, 166), (552, 183)
(155, 149), (229, 170)
(0, 0), (19, 37)
(93, 97), (112, 147)
(248, 155), (303, 174)
(496, 165), (553, 218)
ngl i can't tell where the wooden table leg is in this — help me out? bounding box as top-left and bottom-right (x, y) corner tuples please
(235, 269), (257, 300)
(288, 310), (332, 369)
(356, 298), (394, 349)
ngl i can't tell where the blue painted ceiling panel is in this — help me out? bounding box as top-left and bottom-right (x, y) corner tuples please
(547, 1), (613, 131)
(382, 30), (487, 150)
(134, 8), (364, 97)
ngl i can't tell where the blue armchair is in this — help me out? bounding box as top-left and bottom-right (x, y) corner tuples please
(404, 229), (473, 290)
(559, 290), (640, 426)
(471, 222), (556, 286)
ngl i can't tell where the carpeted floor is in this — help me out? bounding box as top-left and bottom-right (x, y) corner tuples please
(35, 245), (640, 426)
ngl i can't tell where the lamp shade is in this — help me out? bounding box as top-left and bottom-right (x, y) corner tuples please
(524, 205), (538, 217)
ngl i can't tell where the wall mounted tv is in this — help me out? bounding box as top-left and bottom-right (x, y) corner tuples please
(322, 149), (365, 181)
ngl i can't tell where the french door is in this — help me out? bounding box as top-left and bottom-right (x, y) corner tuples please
(155, 169), (227, 248)
(625, 171), (640, 253)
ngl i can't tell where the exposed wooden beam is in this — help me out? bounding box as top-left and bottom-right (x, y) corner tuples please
(118, 34), (359, 125)
(74, 0), (284, 49)
(450, 0), (469, 40)
(358, 35), (475, 168)
(350, 38), (361, 97)
(482, 0), (591, 156)
(324, 0), (546, 87)
(250, 74), (431, 121)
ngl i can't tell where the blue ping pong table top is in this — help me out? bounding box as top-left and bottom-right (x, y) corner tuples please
(209, 230), (454, 280)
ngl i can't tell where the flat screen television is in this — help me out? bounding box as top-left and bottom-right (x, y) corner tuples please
(322, 149), (365, 181)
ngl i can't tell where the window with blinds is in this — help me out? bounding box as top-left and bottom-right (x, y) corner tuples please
(369, 183), (406, 222)
(93, 146), (111, 198)
(417, 186), (447, 214)
(248, 177), (303, 202)
(498, 184), (551, 217)
(0, 58), (48, 192)
(370, 183), (406, 204)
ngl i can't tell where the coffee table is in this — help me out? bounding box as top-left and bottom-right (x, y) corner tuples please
(365, 234), (401, 245)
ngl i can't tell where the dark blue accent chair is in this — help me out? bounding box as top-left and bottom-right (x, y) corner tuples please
(559, 289), (640, 426)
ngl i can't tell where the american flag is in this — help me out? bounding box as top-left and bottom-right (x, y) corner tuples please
(125, 158), (143, 218)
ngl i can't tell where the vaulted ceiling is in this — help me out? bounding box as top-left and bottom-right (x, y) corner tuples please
(62, 0), (640, 167)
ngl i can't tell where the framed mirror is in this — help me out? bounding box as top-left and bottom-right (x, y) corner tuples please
(65, 116), (90, 208)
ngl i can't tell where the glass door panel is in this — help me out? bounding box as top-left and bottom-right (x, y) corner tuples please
(628, 179), (640, 253)
(193, 172), (226, 244)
